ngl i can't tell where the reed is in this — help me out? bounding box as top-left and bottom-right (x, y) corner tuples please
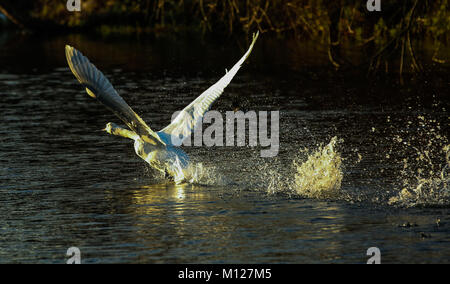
(1, 0), (448, 42)
(1, 0), (448, 72)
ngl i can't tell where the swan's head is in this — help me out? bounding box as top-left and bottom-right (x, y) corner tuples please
(103, 122), (118, 135)
(103, 122), (138, 140)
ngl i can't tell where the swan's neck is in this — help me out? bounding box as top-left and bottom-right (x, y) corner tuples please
(109, 125), (139, 140)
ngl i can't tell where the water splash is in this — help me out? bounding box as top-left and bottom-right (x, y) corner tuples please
(181, 137), (344, 200)
(387, 115), (450, 207)
(262, 136), (344, 199)
(292, 136), (343, 199)
(184, 162), (236, 186)
(388, 144), (449, 207)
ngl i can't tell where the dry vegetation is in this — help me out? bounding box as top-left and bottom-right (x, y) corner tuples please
(0, 0), (449, 71)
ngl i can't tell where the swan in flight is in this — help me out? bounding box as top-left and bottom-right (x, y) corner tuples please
(65, 32), (259, 184)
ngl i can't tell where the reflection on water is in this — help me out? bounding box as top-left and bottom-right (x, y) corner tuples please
(0, 31), (449, 263)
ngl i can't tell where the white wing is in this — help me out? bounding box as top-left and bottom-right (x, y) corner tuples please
(157, 31), (259, 146)
(65, 45), (165, 146)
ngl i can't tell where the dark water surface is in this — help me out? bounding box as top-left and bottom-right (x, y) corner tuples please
(0, 31), (449, 263)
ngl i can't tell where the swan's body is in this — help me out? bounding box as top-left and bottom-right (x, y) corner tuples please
(65, 32), (258, 184)
(104, 122), (189, 183)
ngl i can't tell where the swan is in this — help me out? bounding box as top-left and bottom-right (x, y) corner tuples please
(65, 32), (259, 184)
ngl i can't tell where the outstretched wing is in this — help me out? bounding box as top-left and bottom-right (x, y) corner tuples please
(157, 31), (259, 146)
(65, 45), (165, 146)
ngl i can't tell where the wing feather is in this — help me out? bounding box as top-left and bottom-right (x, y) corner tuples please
(65, 45), (165, 146)
(158, 31), (259, 146)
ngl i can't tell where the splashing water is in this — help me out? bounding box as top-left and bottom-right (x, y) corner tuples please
(387, 115), (450, 207)
(180, 137), (344, 200)
(388, 144), (449, 207)
(184, 162), (236, 186)
(292, 136), (343, 199)
(262, 137), (344, 199)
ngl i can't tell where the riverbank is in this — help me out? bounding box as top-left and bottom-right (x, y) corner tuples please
(1, 1), (449, 74)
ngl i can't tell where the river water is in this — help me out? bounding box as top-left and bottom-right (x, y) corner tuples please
(0, 31), (448, 263)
